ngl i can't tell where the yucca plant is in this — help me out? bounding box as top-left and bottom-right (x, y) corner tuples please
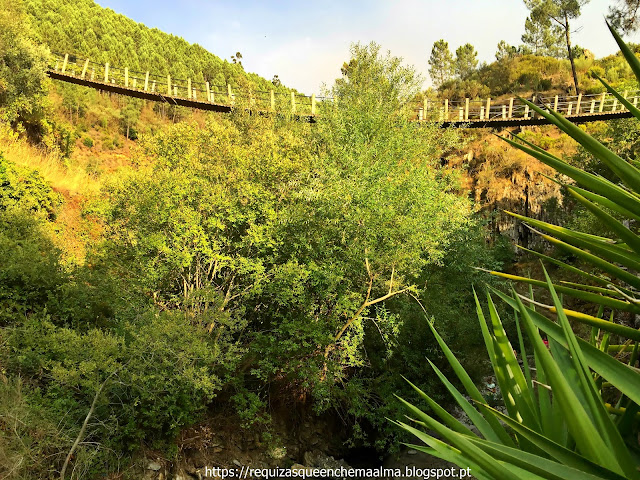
(396, 24), (640, 479)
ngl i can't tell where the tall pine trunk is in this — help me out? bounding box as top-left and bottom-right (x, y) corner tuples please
(565, 14), (580, 94)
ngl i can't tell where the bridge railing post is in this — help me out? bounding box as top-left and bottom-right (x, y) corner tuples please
(464, 98), (469, 121)
(205, 82), (211, 102)
(553, 95), (558, 112)
(480, 106), (485, 120)
(104, 62), (109, 83)
(167, 75), (171, 96)
(188, 79), (192, 99)
(61, 53), (68, 74)
(228, 84), (234, 105)
(144, 72), (149, 92)
(270, 90), (275, 110)
(502, 105), (506, 119)
(485, 98), (491, 120)
(599, 92), (606, 113)
(530, 95), (536, 119)
(576, 93), (582, 114)
(458, 107), (463, 121)
(567, 102), (573, 115)
(508, 98), (514, 118)
(81, 58), (89, 79)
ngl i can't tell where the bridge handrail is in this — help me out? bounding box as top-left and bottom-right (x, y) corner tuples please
(417, 88), (640, 122)
(49, 51), (336, 115)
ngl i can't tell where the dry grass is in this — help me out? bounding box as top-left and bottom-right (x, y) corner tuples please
(0, 128), (100, 198)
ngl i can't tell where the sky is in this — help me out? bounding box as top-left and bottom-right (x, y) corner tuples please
(95, 0), (637, 94)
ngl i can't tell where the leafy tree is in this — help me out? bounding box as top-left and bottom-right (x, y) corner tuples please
(524, 0), (590, 93)
(119, 99), (141, 139)
(0, 0), (50, 138)
(495, 40), (519, 61)
(607, 0), (640, 33)
(428, 39), (454, 88)
(454, 43), (478, 80)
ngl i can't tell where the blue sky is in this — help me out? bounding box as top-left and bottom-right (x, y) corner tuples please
(96, 0), (636, 94)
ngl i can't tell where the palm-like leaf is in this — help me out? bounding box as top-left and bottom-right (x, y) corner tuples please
(397, 25), (640, 478)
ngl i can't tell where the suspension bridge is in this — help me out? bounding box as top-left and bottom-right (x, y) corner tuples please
(48, 52), (637, 128)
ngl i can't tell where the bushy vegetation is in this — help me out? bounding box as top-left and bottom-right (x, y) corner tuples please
(0, 25), (508, 475)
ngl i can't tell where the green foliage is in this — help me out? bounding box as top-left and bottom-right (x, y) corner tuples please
(5, 310), (234, 474)
(454, 43), (478, 80)
(0, 0), (51, 139)
(94, 42), (473, 452)
(521, 14), (563, 57)
(0, 153), (61, 217)
(428, 39), (454, 88)
(397, 278), (640, 479)
(607, 0), (640, 33)
(397, 25), (640, 479)
(0, 210), (65, 326)
(0, 377), (73, 479)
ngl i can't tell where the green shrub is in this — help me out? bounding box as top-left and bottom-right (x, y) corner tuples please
(0, 210), (66, 325)
(4, 310), (235, 474)
(82, 135), (93, 148)
(0, 153), (61, 218)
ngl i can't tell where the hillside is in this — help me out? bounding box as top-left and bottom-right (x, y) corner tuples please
(23, 0), (289, 93)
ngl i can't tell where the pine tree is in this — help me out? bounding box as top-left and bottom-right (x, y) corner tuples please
(454, 43), (478, 80)
(524, 0), (590, 94)
(521, 15), (563, 57)
(427, 39), (454, 88)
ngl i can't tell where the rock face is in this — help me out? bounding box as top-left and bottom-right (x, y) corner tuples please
(303, 449), (351, 470)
